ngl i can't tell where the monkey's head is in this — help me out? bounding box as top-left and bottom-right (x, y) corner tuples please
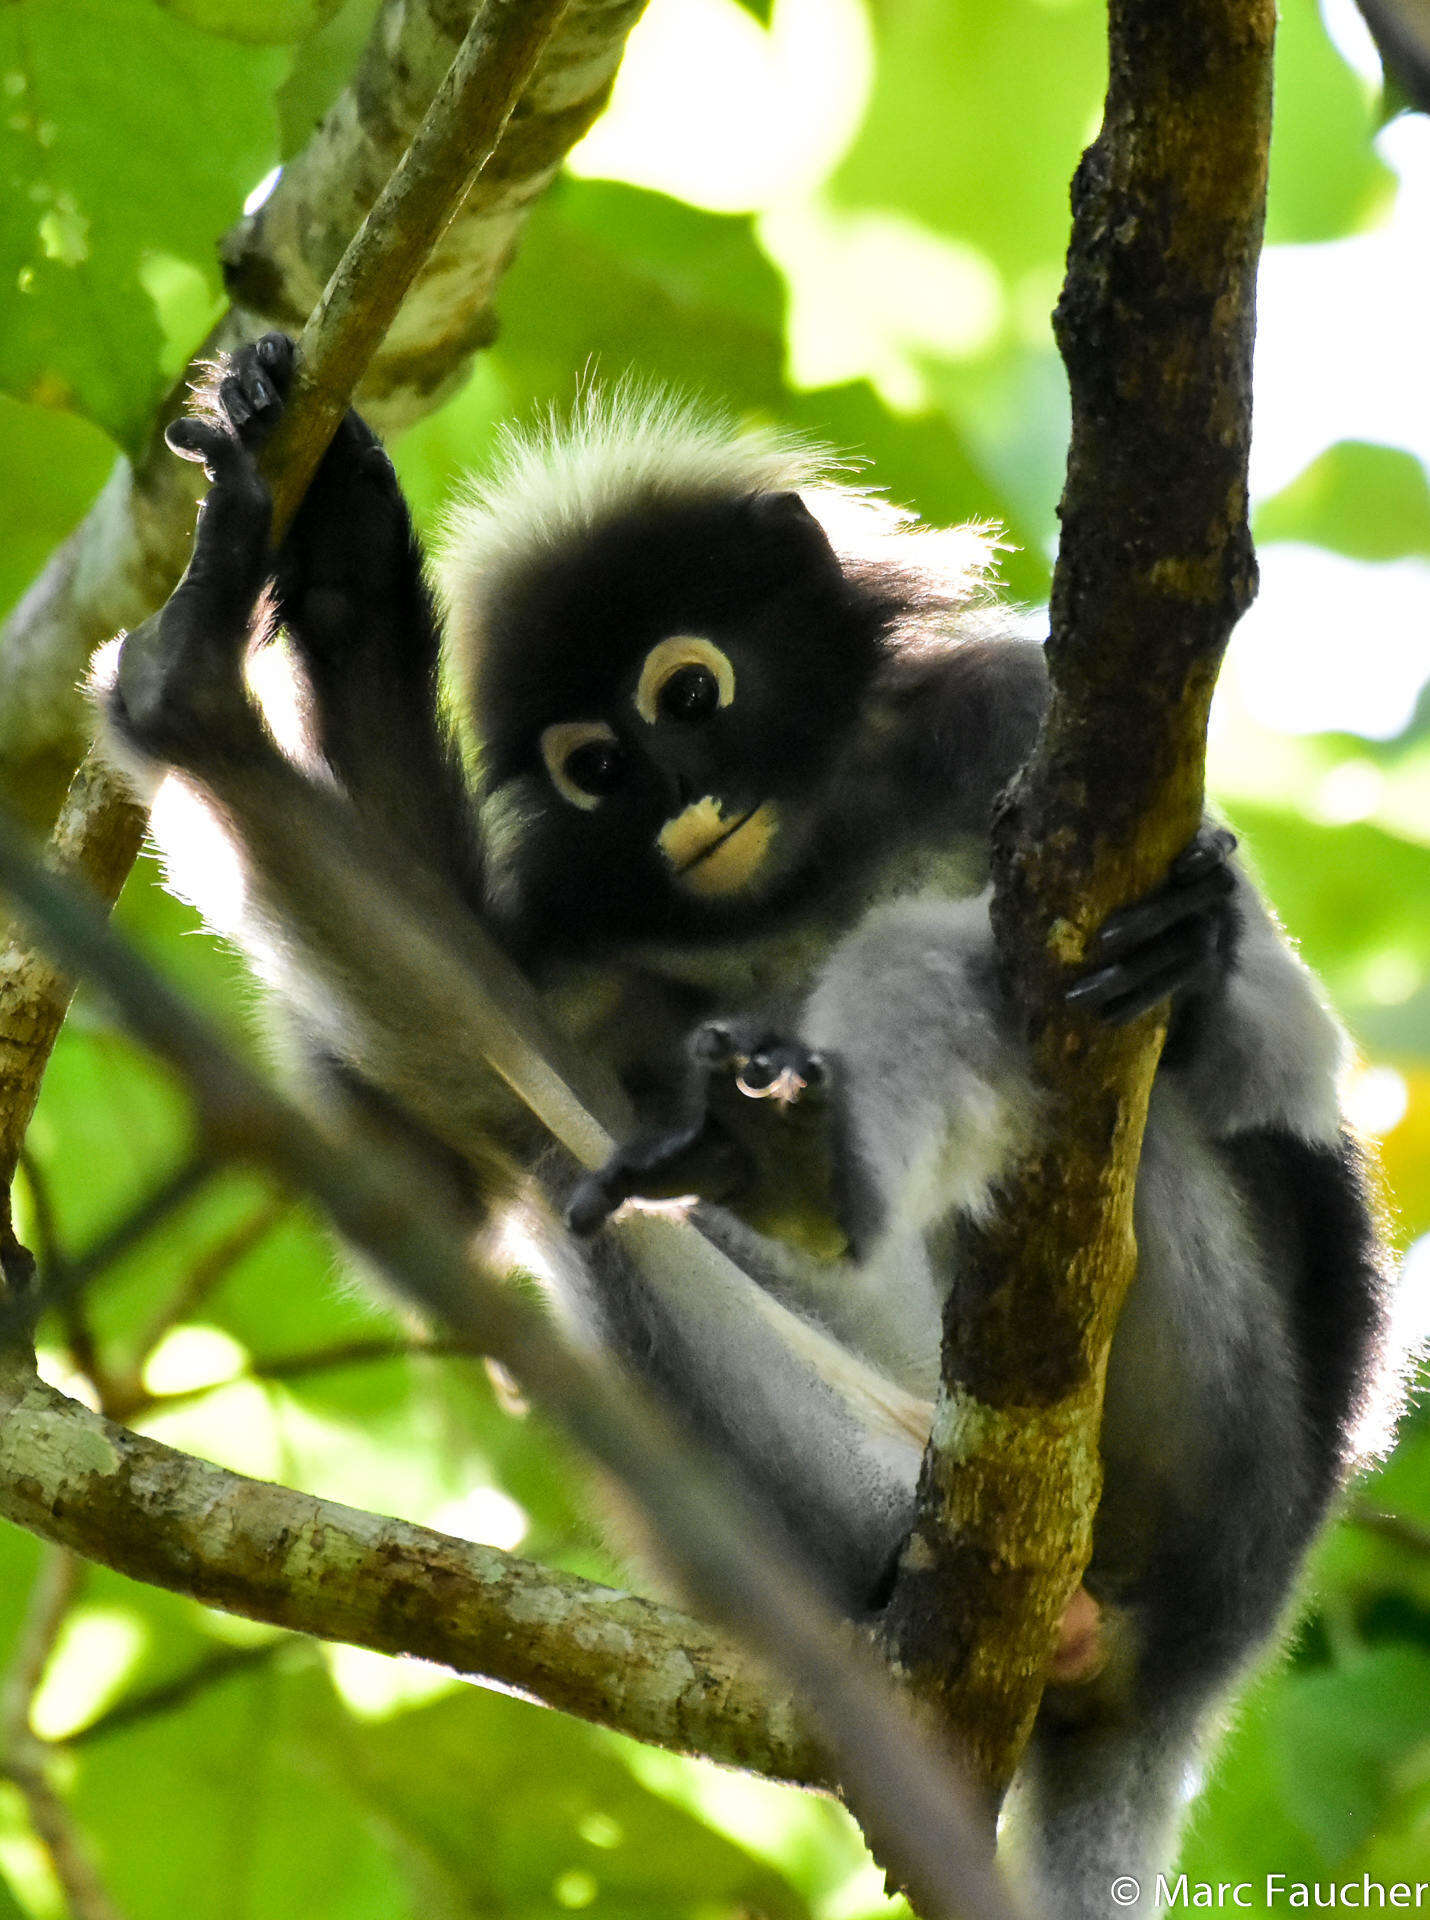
(440, 388), (1000, 958)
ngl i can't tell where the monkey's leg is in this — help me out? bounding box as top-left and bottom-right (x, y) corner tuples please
(1006, 1694), (1207, 1919)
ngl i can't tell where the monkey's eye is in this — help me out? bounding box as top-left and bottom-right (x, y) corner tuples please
(658, 663), (720, 723)
(635, 636), (735, 726)
(540, 721), (626, 811)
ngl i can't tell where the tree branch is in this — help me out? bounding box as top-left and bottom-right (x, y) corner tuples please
(0, 0), (632, 1329)
(883, 0), (1275, 1801)
(0, 1360), (825, 1789)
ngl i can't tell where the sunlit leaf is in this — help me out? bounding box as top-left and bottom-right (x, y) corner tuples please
(0, 0), (284, 446)
(1255, 443), (1430, 563)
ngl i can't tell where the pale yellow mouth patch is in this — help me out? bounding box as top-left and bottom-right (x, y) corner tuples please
(658, 798), (777, 897)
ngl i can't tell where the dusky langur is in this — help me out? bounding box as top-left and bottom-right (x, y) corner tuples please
(102, 335), (1393, 1917)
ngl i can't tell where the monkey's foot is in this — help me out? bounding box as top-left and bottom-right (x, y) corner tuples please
(1049, 1585), (1107, 1684)
(565, 1118), (754, 1237)
(694, 1023), (829, 1108)
(107, 356), (291, 765)
(1064, 825), (1238, 1026)
(195, 331), (297, 450)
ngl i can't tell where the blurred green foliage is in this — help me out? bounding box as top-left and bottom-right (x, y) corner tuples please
(3, 0), (1429, 1914)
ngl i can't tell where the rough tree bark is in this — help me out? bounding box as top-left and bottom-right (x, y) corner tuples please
(0, 1360), (826, 1788)
(883, 0), (1275, 1805)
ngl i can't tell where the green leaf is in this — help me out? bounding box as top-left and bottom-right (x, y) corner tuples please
(830, 0), (1105, 286)
(69, 1659), (813, 1920)
(1273, 1649), (1430, 1864)
(155, 0), (346, 44)
(1265, 0), (1396, 246)
(0, 0), (286, 447)
(1179, 1666), (1325, 1892)
(491, 179), (789, 412)
(1223, 806), (1430, 997)
(1255, 443), (1430, 562)
(274, 0), (382, 160)
(0, 391), (115, 622)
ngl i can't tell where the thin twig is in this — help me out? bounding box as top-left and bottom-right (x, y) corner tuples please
(23, 1150), (216, 1341)
(265, 0), (575, 534)
(67, 1642), (291, 1750)
(1350, 1504), (1430, 1557)
(0, 1548), (128, 1920)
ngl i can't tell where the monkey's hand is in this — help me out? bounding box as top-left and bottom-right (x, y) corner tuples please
(564, 1116), (754, 1237)
(196, 330), (296, 453)
(564, 1023), (828, 1235)
(1064, 825), (1239, 1032)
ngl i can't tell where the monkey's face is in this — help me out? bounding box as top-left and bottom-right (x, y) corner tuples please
(472, 491), (888, 956)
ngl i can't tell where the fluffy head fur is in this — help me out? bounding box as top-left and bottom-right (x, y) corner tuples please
(437, 381), (1008, 726)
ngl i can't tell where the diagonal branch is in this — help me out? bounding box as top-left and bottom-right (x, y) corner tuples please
(0, 0), (648, 809)
(883, 0), (1275, 1800)
(0, 809), (1018, 1920)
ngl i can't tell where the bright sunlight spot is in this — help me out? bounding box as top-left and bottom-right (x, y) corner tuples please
(569, 0), (871, 213)
(141, 1323), (248, 1397)
(1254, 117), (1430, 500)
(760, 201), (1003, 404)
(30, 1606), (149, 1741)
(325, 1643), (458, 1719)
(243, 164), (281, 217)
(430, 1485), (530, 1552)
(1230, 545), (1430, 739)
(552, 1869), (599, 1909)
(1343, 1064), (1410, 1138)
(1312, 758), (1385, 825)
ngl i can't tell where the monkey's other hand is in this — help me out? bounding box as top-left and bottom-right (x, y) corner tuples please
(1064, 826), (1239, 1027)
(565, 1117), (755, 1237)
(695, 1023), (829, 1109)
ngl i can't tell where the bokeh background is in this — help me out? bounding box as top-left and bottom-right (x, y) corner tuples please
(2, 0), (1428, 1912)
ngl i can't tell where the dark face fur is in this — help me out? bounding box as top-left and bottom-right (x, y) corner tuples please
(472, 490), (892, 957)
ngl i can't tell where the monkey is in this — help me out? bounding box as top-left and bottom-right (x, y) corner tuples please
(101, 333), (1393, 1917)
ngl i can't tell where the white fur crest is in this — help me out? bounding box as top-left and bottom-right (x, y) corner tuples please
(436, 380), (1006, 690)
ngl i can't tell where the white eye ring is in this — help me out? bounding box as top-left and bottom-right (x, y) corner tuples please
(634, 636), (735, 726)
(540, 720), (622, 811)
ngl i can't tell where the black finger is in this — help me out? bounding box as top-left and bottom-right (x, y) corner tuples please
(1068, 922), (1215, 1012)
(254, 331), (297, 383)
(1094, 867), (1235, 962)
(218, 374), (254, 430)
(1171, 826), (1237, 883)
(1090, 952), (1222, 1027)
(165, 415), (227, 461)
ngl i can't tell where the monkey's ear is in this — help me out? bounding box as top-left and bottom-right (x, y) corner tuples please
(747, 490), (843, 576)
(748, 489), (819, 529)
